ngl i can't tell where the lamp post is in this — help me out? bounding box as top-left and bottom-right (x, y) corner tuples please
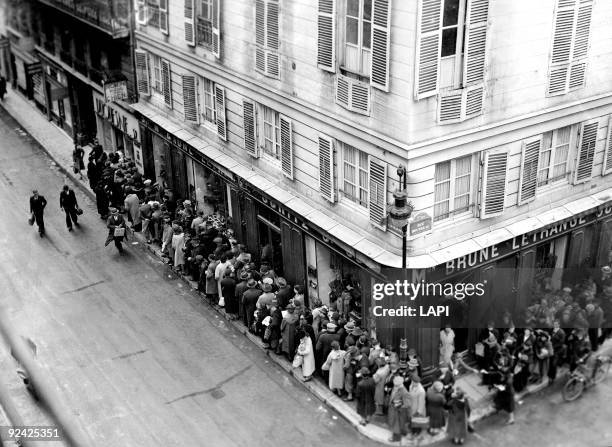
(388, 165), (413, 270)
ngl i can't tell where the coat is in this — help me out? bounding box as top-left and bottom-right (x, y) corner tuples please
(281, 312), (299, 356)
(322, 349), (345, 390)
(221, 276), (237, 313)
(426, 389), (446, 429)
(124, 193), (141, 226)
(30, 195), (47, 215)
(171, 233), (186, 267)
(373, 364), (390, 406)
(440, 329), (455, 364)
(447, 397), (470, 440)
(315, 332), (341, 369)
(297, 336), (315, 378)
(387, 385), (410, 435)
(408, 382), (426, 416)
(105, 214), (126, 245)
(205, 260), (220, 295)
(59, 189), (78, 210)
(355, 377), (376, 418)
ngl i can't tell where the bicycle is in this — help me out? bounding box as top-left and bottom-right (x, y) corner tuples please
(562, 354), (611, 402)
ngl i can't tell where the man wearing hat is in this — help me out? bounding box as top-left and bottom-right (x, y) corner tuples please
(275, 277), (294, 309)
(315, 322), (341, 376)
(105, 207), (127, 253)
(235, 270), (250, 322)
(256, 282), (277, 309)
(242, 279), (262, 332)
(355, 366), (376, 425)
(29, 189), (48, 237)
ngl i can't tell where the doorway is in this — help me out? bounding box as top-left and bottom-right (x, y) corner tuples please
(257, 215), (283, 276)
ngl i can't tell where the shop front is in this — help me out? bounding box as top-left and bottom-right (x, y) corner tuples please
(40, 61), (73, 136)
(92, 91), (142, 173)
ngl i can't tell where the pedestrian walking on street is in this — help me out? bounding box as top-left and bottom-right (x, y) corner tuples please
(29, 189), (47, 237)
(72, 145), (85, 180)
(59, 185), (80, 231)
(105, 207), (127, 253)
(0, 76), (7, 101)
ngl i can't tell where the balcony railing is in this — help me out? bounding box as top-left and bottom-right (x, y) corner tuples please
(37, 0), (130, 39)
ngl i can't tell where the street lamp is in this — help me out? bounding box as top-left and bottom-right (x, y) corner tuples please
(388, 165), (414, 270)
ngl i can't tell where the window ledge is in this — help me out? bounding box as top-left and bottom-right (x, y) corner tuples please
(433, 210), (474, 230)
(338, 194), (369, 216)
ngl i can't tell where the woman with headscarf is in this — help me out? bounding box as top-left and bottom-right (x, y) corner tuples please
(426, 381), (446, 435)
(387, 375), (410, 442)
(447, 388), (471, 445)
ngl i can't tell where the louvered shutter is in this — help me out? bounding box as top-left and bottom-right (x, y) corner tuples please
(215, 85), (227, 141)
(255, 0), (266, 72)
(243, 100), (258, 157)
(518, 139), (541, 205)
(161, 59), (172, 107)
(266, 1), (280, 77)
(212, 0), (221, 58)
(336, 75), (350, 109)
(463, 0), (488, 86)
(481, 151), (508, 219)
(574, 122), (597, 183)
(415, 0), (442, 100)
(280, 115), (294, 179)
(318, 136), (335, 203)
(336, 75), (370, 115)
(603, 116), (612, 176)
(548, 0), (576, 95)
(159, 0), (169, 34)
(568, 1), (592, 89)
(134, 49), (150, 96)
(438, 90), (463, 123)
(465, 84), (484, 118)
(370, 0), (391, 92)
(184, 0), (195, 46)
(182, 75), (198, 123)
(317, 0), (336, 72)
(369, 158), (387, 229)
(136, 0), (147, 25)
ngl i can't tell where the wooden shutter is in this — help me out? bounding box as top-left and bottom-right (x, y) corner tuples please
(518, 139), (541, 205)
(318, 135), (335, 203)
(212, 0), (221, 58)
(280, 115), (294, 179)
(161, 59), (172, 107)
(568, 1), (592, 89)
(266, 1), (280, 77)
(481, 151), (508, 219)
(336, 75), (350, 108)
(317, 0), (336, 72)
(548, 0), (576, 95)
(184, 0), (195, 46)
(243, 100), (258, 157)
(136, 0), (147, 25)
(215, 85), (227, 141)
(159, 0), (169, 34)
(369, 158), (387, 229)
(336, 75), (370, 115)
(438, 90), (463, 123)
(415, 0), (442, 100)
(463, 0), (488, 87)
(255, 0), (266, 72)
(182, 75), (198, 123)
(603, 116), (612, 176)
(370, 0), (392, 92)
(574, 121), (597, 183)
(134, 49), (150, 96)
(465, 84), (484, 118)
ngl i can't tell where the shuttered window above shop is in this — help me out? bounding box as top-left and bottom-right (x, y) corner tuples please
(548, 0), (593, 96)
(135, 49), (150, 96)
(335, 74), (370, 115)
(182, 74), (198, 123)
(434, 155), (473, 221)
(184, 0), (196, 46)
(518, 139), (541, 205)
(196, 0), (221, 58)
(574, 121), (598, 184)
(603, 116), (612, 176)
(481, 150), (508, 219)
(318, 135), (335, 203)
(255, 0), (280, 78)
(538, 125), (572, 186)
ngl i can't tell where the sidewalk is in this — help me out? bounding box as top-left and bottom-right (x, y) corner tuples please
(0, 86), (592, 445)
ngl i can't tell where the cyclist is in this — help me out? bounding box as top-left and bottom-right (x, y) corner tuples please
(568, 329), (592, 375)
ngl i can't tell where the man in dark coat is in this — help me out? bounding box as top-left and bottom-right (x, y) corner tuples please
(105, 207), (127, 253)
(355, 367), (376, 425)
(29, 190), (47, 237)
(235, 271), (250, 324)
(275, 277), (294, 309)
(59, 185), (79, 231)
(221, 269), (238, 315)
(242, 279), (262, 332)
(94, 182), (109, 219)
(548, 319), (566, 382)
(315, 323), (341, 375)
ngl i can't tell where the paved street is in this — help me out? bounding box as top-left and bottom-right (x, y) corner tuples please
(0, 105), (373, 446)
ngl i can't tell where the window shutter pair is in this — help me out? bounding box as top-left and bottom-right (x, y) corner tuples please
(255, 0), (280, 78)
(317, 0), (392, 92)
(159, 0), (169, 34)
(481, 151), (508, 219)
(548, 0), (593, 96)
(574, 121), (598, 183)
(438, 85), (484, 123)
(336, 75), (370, 115)
(135, 49), (150, 96)
(416, 0), (489, 102)
(518, 139), (541, 205)
(603, 116), (612, 176)
(184, 0), (195, 46)
(161, 59), (172, 107)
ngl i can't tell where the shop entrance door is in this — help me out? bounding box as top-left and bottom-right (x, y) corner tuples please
(280, 221), (305, 288)
(169, 148), (189, 200)
(257, 215), (283, 276)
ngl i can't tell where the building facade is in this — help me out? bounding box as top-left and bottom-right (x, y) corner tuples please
(118, 0), (612, 367)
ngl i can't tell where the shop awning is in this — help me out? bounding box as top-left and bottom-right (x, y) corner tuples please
(130, 102), (612, 270)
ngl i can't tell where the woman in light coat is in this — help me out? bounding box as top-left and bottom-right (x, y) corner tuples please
(322, 340), (345, 395)
(372, 357), (390, 415)
(171, 227), (186, 271)
(408, 374), (426, 434)
(296, 328), (315, 381)
(440, 324), (456, 369)
(387, 375), (410, 442)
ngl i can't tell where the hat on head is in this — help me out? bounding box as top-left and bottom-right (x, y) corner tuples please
(433, 381), (444, 392)
(262, 277), (274, 285)
(262, 283), (273, 292)
(326, 322), (337, 332)
(144, 179), (152, 185)
(32, 189), (38, 194)
(286, 303), (296, 311)
(344, 321), (356, 332)
(109, 207), (118, 214)
(239, 271), (249, 280)
(247, 279), (258, 288)
(454, 388), (465, 399)
(276, 277), (287, 287)
(408, 348), (417, 357)
(195, 255), (204, 262)
(358, 367), (370, 377)
(346, 346), (359, 357)
(183, 200), (192, 206)
(408, 358), (419, 369)
(392, 375), (404, 386)
(351, 327), (364, 337)
(411, 374), (421, 383)
(602, 266), (612, 274)
(562, 287), (572, 293)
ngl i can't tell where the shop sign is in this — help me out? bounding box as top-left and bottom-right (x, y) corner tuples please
(103, 80), (128, 102)
(440, 204), (612, 277)
(409, 212), (432, 236)
(93, 92), (140, 143)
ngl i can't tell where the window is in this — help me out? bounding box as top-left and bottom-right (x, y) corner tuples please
(341, 143), (369, 208)
(344, 0), (372, 77)
(538, 126), (571, 186)
(143, 0), (168, 33)
(255, 0), (280, 78)
(151, 54), (162, 94)
(200, 77), (216, 125)
(197, 0), (213, 47)
(434, 155), (472, 221)
(441, 0), (462, 58)
(148, 1), (160, 28)
(260, 105), (281, 160)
